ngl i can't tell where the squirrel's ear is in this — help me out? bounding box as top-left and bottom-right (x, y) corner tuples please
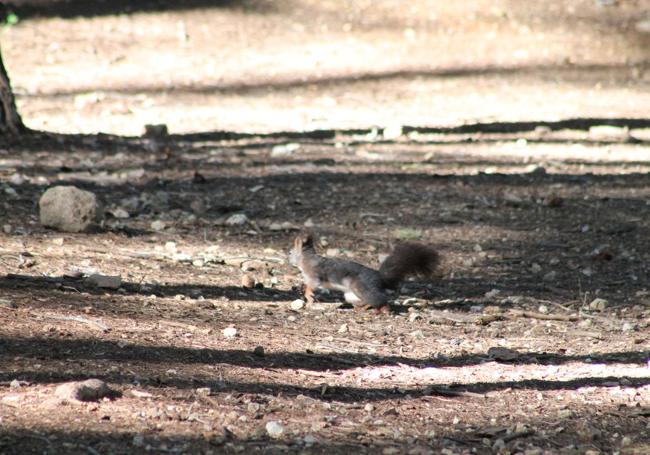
(294, 231), (310, 248)
(297, 231), (315, 247)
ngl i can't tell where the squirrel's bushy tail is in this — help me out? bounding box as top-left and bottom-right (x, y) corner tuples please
(379, 242), (440, 289)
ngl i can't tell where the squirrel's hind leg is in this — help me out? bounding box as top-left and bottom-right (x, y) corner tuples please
(303, 284), (315, 304)
(349, 279), (389, 312)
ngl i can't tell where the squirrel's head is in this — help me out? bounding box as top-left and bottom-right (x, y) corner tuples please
(289, 231), (315, 266)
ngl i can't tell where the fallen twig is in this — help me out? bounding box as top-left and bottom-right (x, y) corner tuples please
(41, 314), (110, 332)
(508, 309), (578, 322)
(571, 330), (603, 339)
(502, 429), (535, 443)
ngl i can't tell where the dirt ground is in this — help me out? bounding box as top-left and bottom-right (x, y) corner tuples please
(1, 1), (650, 454)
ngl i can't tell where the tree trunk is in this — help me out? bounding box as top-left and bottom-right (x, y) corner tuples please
(0, 47), (25, 136)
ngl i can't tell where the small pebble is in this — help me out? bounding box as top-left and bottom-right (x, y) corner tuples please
(266, 420), (285, 438)
(150, 220), (166, 231)
(226, 214), (249, 226)
(622, 322), (636, 332)
(290, 299), (305, 311)
(223, 327), (238, 339)
(589, 298), (608, 311)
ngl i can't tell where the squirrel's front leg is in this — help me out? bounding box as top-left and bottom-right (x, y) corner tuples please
(303, 284), (315, 304)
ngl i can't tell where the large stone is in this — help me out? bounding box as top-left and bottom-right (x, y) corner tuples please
(85, 274), (122, 289)
(39, 186), (100, 232)
(55, 379), (114, 402)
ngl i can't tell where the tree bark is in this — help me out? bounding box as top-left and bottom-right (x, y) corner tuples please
(0, 47), (25, 136)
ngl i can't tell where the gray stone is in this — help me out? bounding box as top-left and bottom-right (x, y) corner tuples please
(589, 298), (608, 311)
(0, 299), (16, 309)
(225, 213), (249, 226)
(39, 186), (100, 232)
(85, 274), (122, 289)
(488, 346), (520, 361)
(55, 379), (114, 402)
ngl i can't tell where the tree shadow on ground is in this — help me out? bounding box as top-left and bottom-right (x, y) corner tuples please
(1, 416), (644, 455)
(4, 0), (273, 20)
(0, 273), (300, 302)
(1, 335), (647, 373)
(5, 116), (650, 155)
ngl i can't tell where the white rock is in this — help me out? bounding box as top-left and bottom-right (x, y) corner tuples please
(635, 20), (650, 33)
(9, 172), (25, 185)
(383, 124), (403, 140)
(150, 220), (166, 231)
(111, 207), (130, 219)
(271, 143), (300, 157)
(268, 221), (295, 231)
(622, 322), (636, 332)
(588, 125), (630, 140)
(290, 299), (305, 311)
(225, 214), (249, 226)
(85, 274), (122, 289)
(525, 164), (547, 175)
(265, 420), (285, 438)
(589, 298), (608, 311)
(223, 327), (238, 339)
(484, 289), (501, 299)
(338, 323), (349, 334)
(39, 186), (100, 232)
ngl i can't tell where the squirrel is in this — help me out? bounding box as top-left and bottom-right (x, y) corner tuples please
(289, 232), (440, 312)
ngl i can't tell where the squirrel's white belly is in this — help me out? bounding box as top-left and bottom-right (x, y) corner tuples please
(343, 291), (361, 303)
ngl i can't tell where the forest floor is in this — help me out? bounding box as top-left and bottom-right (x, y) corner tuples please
(1, 1), (649, 454)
